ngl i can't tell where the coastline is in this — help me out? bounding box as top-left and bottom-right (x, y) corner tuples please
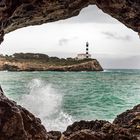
(0, 53), (103, 72)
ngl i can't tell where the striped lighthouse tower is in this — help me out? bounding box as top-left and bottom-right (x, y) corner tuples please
(86, 42), (89, 59)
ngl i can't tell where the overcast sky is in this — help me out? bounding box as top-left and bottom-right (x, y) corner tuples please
(0, 5), (140, 69)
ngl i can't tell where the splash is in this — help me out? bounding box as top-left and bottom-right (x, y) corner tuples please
(19, 79), (73, 131)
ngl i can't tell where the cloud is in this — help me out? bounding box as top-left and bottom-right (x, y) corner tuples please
(58, 37), (78, 46)
(58, 38), (69, 46)
(102, 32), (132, 41)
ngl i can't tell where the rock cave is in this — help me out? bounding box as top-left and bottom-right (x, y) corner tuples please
(0, 0), (140, 140)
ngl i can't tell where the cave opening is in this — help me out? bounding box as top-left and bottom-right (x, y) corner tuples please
(0, 2), (140, 138)
(0, 0), (140, 140)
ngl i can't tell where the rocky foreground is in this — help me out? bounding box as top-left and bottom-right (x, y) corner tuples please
(0, 53), (103, 71)
(0, 86), (140, 140)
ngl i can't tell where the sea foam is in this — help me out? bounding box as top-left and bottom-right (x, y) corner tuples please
(19, 79), (73, 131)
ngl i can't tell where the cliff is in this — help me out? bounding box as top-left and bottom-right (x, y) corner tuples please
(0, 53), (103, 71)
(0, 87), (140, 140)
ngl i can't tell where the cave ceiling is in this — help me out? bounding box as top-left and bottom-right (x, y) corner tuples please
(0, 0), (140, 44)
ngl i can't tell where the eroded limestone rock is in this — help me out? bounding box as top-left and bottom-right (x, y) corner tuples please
(114, 104), (140, 138)
(95, 0), (140, 33)
(63, 120), (138, 140)
(0, 87), (48, 140)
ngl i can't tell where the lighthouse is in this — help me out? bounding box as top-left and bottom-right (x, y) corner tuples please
(86, 42), (89, 59)
(76, 42), (91, 60)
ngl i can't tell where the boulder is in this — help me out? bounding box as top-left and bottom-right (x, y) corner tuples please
(0, 87), (48, 140)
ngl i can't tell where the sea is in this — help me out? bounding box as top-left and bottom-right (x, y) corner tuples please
(0, 69), (140, 131)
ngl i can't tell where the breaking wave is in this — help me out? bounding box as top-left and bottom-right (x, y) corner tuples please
(19, 79), (73, 131)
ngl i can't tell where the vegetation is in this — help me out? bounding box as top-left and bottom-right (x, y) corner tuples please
(0, 53), (94, 66)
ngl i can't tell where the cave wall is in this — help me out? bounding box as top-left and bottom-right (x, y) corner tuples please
(0, 0), (140, 44)
(95, 0), (140, 34)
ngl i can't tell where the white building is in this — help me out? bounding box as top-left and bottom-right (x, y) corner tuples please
(76, 53), (91, 60)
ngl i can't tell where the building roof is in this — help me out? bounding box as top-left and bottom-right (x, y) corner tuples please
(77, 53), (86, 55)
(77, 53), (91, 56)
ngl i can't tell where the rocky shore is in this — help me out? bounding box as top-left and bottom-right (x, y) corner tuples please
(0, 53), (103, 72)
(0, 86), (140, 140)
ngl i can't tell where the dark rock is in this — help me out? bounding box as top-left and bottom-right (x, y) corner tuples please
(95, 0), (140, 34)
(47, 131), (62, 140)
(2, 64), (19, 71)
(113, 104), (140, 137)
(63, 130), (137, 140)
(63, 130), (107, 140)
(63, 120), (138, 140)
(114, 104), (140, 127)
(0, 88), (48, 140)
(0, 86), (4, 96)
(63, 120), (109, 137)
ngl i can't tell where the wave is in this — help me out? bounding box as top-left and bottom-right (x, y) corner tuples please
(19, 79), (73, 131)
(103, 69), (140, 74)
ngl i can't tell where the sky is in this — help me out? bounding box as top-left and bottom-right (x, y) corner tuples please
(0, 5), (140, 69)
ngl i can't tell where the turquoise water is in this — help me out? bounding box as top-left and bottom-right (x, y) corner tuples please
(0, 70), (140, 131)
